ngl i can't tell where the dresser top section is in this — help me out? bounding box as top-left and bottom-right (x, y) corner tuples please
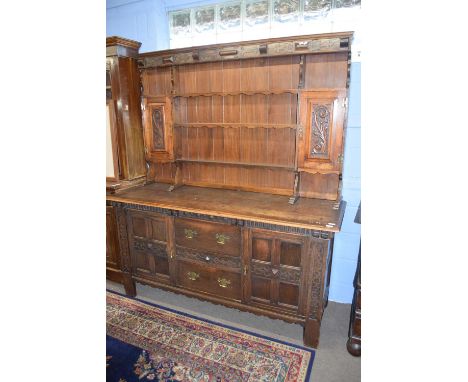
(106, 183), (345, 232)
(138, 31), (353, 68)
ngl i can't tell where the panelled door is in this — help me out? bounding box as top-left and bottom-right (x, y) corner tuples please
(142, 96), (173, 162)
(126, 210), (174, 284)
(244, 229), (309, 315)
(298, 90), (347, 173)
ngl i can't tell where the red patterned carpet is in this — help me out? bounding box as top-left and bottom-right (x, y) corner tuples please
(106, 290), (314, 381)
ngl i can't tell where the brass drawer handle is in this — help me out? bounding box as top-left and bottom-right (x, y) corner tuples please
(215, 233), (230, 245)
(184, 228), (198, 239)
(187, 271), (199, 281)
(217, 277), (231, 288)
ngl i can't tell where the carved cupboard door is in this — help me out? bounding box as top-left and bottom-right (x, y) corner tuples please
(126, 210), (174, 285)
(298, 90), (347, 173)
(142, 96), (173, 162)
(106, 206), (121, 271)
(244, 229), (308, 315)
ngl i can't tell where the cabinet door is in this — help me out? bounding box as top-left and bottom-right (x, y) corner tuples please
(245, 229), (308, 314)
(106, 206), (121, 270)
(126, 210), (173, 284)
(142, 96), (173, 162)
(298, 90), (347, 173)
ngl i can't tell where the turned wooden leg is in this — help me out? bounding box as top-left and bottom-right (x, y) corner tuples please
(122, 274), (136, 297)
(303, 318), (320, 348)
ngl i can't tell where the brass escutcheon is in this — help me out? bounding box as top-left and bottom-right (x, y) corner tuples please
(215, 233), (230, 245)
(217, 277), (231, 288)
(187, 271), (199, 281)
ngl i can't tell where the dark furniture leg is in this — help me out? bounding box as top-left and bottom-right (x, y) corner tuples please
(303, 318), (320, 348)
(122, 274), (136, 297)
(347, 242), (361, 356)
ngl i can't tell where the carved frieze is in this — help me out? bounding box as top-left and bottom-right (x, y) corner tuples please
(279, 266), (301, 284)
(133, 238), (168, 259)
(141, 37), (346, 68)
(251, 261), (273, 279)
(251, 261), (301, 284)
(115, 206), (131, 273)
(176, 246), (241, 269)
(109, 201), (333, 237)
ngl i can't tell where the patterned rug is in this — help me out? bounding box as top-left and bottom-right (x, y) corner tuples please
(106, 290), (314, 382)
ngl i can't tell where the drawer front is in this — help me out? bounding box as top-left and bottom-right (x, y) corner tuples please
(175, 218), (241, 257)
(177, 260), (241, 301)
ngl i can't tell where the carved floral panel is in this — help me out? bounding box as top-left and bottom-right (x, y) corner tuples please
(309, 103), (331, 158)
(151, 107), (165, 150)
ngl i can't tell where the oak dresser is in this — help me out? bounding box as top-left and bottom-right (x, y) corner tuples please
(106, 32), (353, 348)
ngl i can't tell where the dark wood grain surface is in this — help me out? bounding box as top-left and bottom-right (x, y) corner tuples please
(107, 183), (345, 231)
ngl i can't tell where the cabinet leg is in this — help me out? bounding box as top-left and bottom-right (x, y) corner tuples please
(122, 274), (136, 297)
(303, 318), (320, 348)
(346, 337), (361, 356)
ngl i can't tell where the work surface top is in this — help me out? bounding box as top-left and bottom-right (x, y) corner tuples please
(107, 183), (346, 232)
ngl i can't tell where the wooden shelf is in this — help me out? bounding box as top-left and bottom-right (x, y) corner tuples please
(172, 89), (298, 98)
(176, 158), (295, 171)
(174, 123), (297, 129)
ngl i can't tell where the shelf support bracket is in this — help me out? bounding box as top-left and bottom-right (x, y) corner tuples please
(288, 171), (301, 205)
(168, 161), (183, 192)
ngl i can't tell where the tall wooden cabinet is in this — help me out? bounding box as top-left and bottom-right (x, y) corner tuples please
(106, 32), (353, 348)
(106, 37), (146, 294)
(106, 36), (146, 191)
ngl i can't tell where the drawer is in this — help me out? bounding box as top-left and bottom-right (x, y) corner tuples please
(177, 260), (241, 301)
(175, 218), (241, 257)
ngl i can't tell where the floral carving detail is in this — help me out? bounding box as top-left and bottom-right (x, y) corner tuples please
(310, 104), (330, 157)
(152, 108), (165, 150)
(176, 246), (240, 269)
(116, 207), (131, 272)
(309, 239), (327, 319)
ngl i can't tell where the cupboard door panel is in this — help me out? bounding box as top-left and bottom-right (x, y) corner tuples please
(246, 230), (307, 313)
(298, 90), (346, 173)
(143, 96), (173, 162)
(126, 211), (172, 283)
